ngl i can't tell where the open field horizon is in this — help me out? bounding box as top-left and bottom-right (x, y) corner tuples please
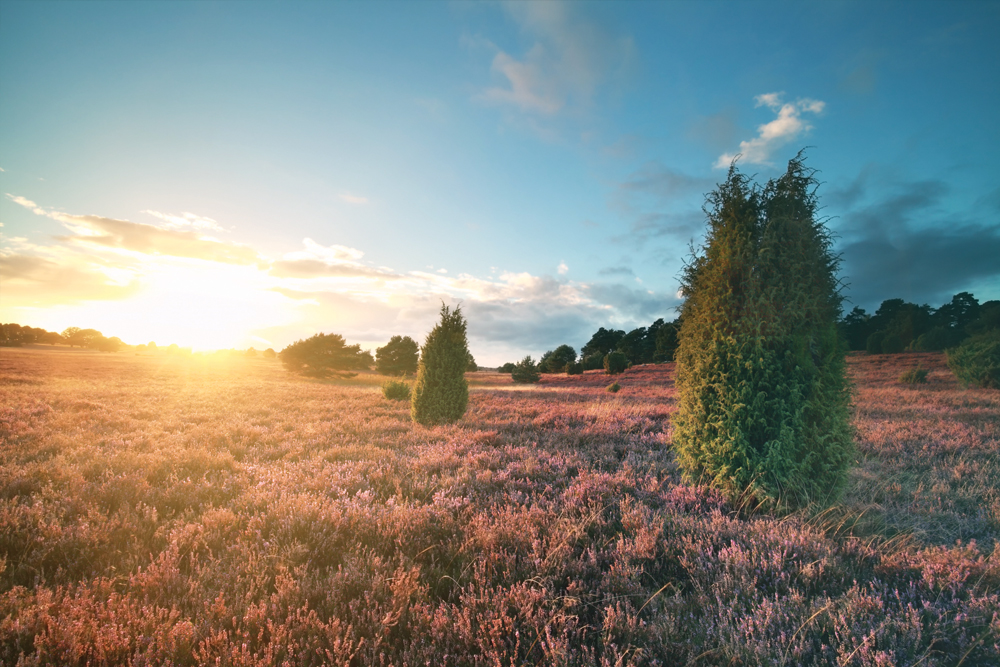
(1, 347), (997, 665)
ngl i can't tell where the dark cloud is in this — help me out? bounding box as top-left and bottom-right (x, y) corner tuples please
(686, 110), (741, 153)
(831, 174), (1000, 310)
(268, 259), (402, 280)
(58, 214), (260, 265)
(613, 210), (704, 246)
(598, 265), (634, 277)
(619, 162), (714, 203)
(584, 283), (678, 322)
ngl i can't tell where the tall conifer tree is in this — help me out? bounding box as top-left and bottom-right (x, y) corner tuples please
(674, 155), (853, 511)
(411, 304), (470, 425)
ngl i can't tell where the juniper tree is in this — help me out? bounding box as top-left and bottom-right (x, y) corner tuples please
(674, 154), (853, 511)
(411, 304), (470, 425)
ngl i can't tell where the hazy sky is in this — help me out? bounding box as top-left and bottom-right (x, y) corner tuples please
(2, 1), (998, 363)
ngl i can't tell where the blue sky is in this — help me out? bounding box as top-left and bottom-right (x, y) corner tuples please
(2, 1), (998, 364)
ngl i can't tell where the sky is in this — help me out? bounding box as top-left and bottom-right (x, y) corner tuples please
(1, 1), (998, 365)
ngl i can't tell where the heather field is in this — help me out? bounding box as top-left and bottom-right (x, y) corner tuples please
(1, 347), (998, 666)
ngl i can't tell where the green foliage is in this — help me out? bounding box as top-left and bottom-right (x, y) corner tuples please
(498, 362), (516, 373)
(411, 305), (470, 425)
(899, 367), (929, 384)
(382, 379), (412, 401)
(511, 356), (541, 384)
(881, 332), (904, 354)
(603, 351), (628, 375)
(566, 361), (583, 375)
(654, 320), (680, 362)
(540, 344), (576, 373)
(674, 154), (853, 512)
(581, 327), (625, 359)
(376, 335), (419, 376)
(582, 352), (605, 371)
(279, 333), (374, 378)
(947, 330), (1000, 389)
(606, 381), (621, 393)
(866, 331), (886, 355)
(914, 326), (960, 351)
(467, 353), (478, 372)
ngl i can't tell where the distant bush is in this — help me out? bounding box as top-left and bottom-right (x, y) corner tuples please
(376, 335), (419, 376)
(604, 351), (628, 375)
(498, 362), (516, 374)
(881, 332), (904, 354)
(411, 305), (470, 425)
(582, 351), (605, 371)
(914, 326), (960, 351)
(245, 347), (258, 357)
(382, 380), (411, 401)
(467, 353), (478, 372)
(947, 331), (1000, 389)
(263, 348), (276, 358)
(606, 381), (621, 393)
(866, 331), (885, 355)
(280, 333), (373, 378)
(566, 361), (583, 375)
(511, 356), (541, 384)
(899, 367), (929, 384)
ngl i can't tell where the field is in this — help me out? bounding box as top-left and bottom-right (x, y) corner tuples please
(1, 347), (998, 666)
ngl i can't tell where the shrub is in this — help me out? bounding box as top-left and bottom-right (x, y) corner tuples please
(947, 330), (1000, 389)
(382, 380), (411, 401)
(899, 367), (929, 384)
(582, 352), (605, 371)
(866, 331), (886, 355)
(673, 155), (853, 512)
(914, 326), (960, 351)
(467, 353), (478, 372)
(411, 305), (470, 425)
(881, 332), (905, 354)
(498, 362), (516, 373)
(511, 356), (541, 384)
(376, 335), (419, 376)
(606, 381), (620, 393)
(280, 333), (374, 378)
(604, 351), (628, 375)
(262, 348), (276, 358)
(566, 361), (583, 375)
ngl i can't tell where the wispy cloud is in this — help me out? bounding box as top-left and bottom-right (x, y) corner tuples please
(338, 193), (369, 205)
(143, 210), (225, 233)
(6, 193), (46, 215)
(477, 3), (635, 116)
(715, 93), (825, 168)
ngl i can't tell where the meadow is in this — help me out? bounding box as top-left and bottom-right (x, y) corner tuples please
(1, 347), (997, 666)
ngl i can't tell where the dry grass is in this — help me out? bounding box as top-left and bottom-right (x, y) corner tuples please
(1, 347), (997, 665)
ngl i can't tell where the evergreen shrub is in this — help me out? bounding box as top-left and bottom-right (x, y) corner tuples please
(604, 351), (628, 375)
(511, 356), (541, 384)
(866, 331), (886, 355)
(382, 380), (412, 401)
(410, 305), (470, 425)
(566, 361), (583, 375)
(881, 332), (904, 354)
(947, 331), (1000, 389)
(673, 155), (853, 512)
(899, 367), (929, 384)
(606, 382), (621, 393)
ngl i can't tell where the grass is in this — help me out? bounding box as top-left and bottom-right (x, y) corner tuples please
(0, 346), (998, 665)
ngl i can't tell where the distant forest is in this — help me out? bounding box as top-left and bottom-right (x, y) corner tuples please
(3, 290), (998, 365)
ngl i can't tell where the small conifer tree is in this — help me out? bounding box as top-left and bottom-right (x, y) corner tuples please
(674, 154), (853, 512)
(411, 304), (470, 425)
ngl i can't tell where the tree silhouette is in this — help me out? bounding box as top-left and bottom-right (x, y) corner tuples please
(279, 333), (373, 378)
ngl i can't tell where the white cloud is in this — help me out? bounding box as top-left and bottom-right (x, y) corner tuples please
(143, 210), (225, 233)
(558, 261), (568, 275)
(477, 3), (635, 116)
(285, 238), (364, 263)
(715, 93), (826, 168)
(6, 193), (46, 215)
(338, 193), (369, 205)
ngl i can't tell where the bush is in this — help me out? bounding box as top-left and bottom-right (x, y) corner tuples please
(606, 382), (620, 393)
(262, 348), (276, 358)
(467, 353), (478, 372)
(382, 380), (411, 401)
(280, 333), (373, 378)
(376, 335), (419, 376)
(947, 330), (1000, 389)
(899, 367), (929, 384)
(582, 352), (605, 371)
(866, 331), (886, 355)
(498, 362), (516, 373)
(881, 332), (905, 354)
(566, 361), (583, 375)
(603, 351), (628, 375)
(411, 305), (470, 425)
(673, 155), (853, 512)
(511, 356), (541, 384)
